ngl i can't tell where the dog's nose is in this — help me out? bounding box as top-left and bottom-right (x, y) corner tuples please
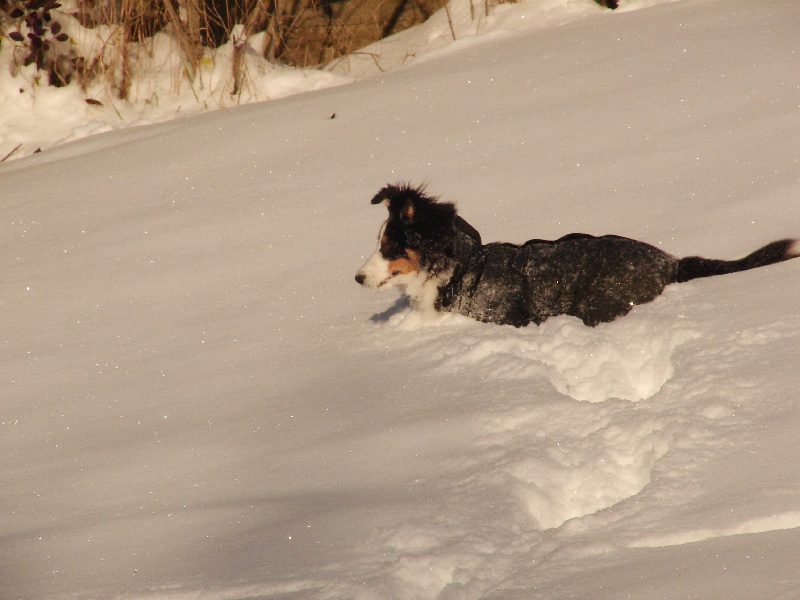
(355, 273), (365, 285)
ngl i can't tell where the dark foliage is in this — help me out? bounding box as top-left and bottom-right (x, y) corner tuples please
(1, 0), (76, 85)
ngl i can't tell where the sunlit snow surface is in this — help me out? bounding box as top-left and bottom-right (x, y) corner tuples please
(3, 1), (800, 599)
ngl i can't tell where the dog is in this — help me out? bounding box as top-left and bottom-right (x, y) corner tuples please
(355, 183), (799, 327)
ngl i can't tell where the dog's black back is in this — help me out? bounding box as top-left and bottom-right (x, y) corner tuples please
(438, 233), (678, 327)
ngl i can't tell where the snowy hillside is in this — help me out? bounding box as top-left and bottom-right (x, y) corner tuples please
(3, 1), (800, 599)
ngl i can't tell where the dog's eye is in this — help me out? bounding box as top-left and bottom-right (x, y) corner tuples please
(381, 240), (404, 259)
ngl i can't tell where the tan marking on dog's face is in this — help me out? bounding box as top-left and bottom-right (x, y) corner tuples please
(388, 249), (420, 275)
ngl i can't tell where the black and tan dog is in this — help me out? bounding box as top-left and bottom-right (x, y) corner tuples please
(355, 184), (798, 327)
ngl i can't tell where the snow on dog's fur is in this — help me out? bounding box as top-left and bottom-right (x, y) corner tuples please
(356, 184), (799, 327)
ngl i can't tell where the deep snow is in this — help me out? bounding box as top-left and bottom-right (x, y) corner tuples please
(2, 0), (800, 599)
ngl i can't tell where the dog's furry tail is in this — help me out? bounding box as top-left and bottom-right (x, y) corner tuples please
(676, 239), (799, 283)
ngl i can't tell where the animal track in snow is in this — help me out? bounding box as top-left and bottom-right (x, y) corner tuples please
(352, 300), (706, 598)
(367, 301), (700, 532)
(437, 311), (699, 402)
(469, 402), (674, 530)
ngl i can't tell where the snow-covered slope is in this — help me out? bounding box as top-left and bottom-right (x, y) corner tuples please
(3, 1), (800, 599)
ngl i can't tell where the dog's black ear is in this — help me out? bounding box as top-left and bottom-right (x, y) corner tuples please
(370, 184), (403, 206)
(370, 191), (389, 206)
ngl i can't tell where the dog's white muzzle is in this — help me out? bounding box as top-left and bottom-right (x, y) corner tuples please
(355, 250), (394, 289)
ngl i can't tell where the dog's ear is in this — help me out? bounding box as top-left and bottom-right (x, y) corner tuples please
(370, 190), (391, 206)
(370, 184), (404, 207)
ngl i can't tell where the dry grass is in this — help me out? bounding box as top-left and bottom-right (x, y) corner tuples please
(69, 0), (448, 80)
(2, 0), (580, 98)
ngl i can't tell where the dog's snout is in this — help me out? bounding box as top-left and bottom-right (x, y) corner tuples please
(355, 273), (366, 285)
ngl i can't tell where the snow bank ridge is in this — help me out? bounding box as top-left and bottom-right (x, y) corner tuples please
(631, 511), (800, 548)
(429, 310), (699, 403)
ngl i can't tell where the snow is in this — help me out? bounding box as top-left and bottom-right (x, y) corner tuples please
(0, 17), (350, 162)
(2, 0), (800, 599)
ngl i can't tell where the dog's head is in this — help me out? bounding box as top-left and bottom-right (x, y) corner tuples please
(355, 184), (481, 293)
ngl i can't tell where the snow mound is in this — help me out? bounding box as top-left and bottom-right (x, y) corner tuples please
(346, 292), (693, 590)
(374, 290), (698, 403)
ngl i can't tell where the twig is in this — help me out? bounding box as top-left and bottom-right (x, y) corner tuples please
(109, 99), (123, 120)
(162, 0), (201, 78)
(331, 51), (386, 73)
(444, 2), (457, 41)
(1, 144), (23, 162)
